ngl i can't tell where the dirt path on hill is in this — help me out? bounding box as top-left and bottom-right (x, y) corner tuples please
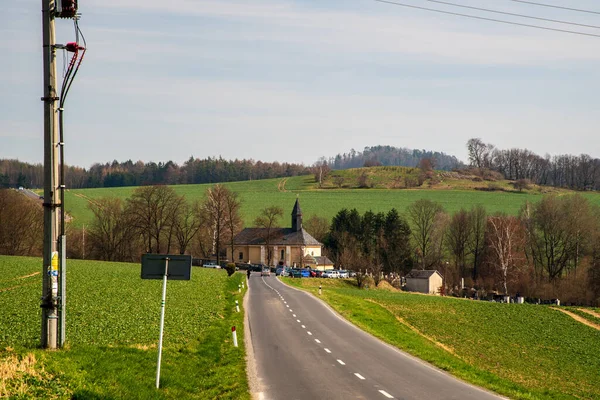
(551, 307), (600, 331)
(73, 192), (102, 207)
(277, 178), (288, 192)
(577, 308), (600, 319)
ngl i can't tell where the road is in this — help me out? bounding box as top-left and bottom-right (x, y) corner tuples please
(246, 273), (505, 400)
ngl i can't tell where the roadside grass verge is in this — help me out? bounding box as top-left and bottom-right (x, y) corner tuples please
(283, 277), (600, 400)
(0, 255), (249, 399)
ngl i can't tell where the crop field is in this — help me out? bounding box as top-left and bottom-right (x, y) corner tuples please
(0, 255), (249, 399)
(284, 278), (600, 400)
(563, 307), (600, 326)
(63, 175), (600, 228)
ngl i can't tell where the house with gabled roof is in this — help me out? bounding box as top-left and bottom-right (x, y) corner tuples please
(405, 269), (443, 295)
(228, 199), (333, 270)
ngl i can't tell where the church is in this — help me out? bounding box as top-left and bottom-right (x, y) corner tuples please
(228, 199), (333, 270)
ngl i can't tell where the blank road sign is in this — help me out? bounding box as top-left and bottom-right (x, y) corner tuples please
(141, 254), (192, 280)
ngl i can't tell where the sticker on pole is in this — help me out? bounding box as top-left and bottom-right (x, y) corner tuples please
(51, 252), (59, 271)
(141, 254), (192, 280)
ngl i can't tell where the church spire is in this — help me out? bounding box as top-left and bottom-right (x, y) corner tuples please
(291, 197), (302, 232)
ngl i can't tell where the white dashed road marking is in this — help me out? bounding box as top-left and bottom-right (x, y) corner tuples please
(264, 276), (393, 398)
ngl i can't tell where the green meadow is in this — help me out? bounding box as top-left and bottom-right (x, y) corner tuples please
(63, 174), (600, 228)
(0, 255), (249, 399)
(283, 278), (600, 400)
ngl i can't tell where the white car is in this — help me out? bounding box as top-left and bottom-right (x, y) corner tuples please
(323, 270), (340, 278)
(203, 262), (221, 269)
(339, 270), (349, 278)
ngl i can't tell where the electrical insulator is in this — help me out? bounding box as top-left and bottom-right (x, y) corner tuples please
(55, 0), (78, 19)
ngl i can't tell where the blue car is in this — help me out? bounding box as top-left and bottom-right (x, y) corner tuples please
(300, 269), (310, 277)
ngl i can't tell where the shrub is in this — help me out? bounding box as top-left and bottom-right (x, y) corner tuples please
(225, 263), (236, 277)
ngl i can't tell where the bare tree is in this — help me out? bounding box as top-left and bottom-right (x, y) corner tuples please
(467, 205), (486, 279)
(513, 179), (531, 192)
(333, 175), (345, 188)
(304, 215), (330, 243)
(202, 184), (239, 264)
(522, 195), (593, 281)
(88, 197), (136, 261)
(486, 215), (525, 294)
(254, 205), (283, 266)
(126, 185), (183, 254)
(467, 138), (487, 170)
(224, 189), (243, 264)
(0, 190), (43, 256)
(408, 199), (444, 269)
(446, 209), (470, 279)
(174, 200), (201, 255)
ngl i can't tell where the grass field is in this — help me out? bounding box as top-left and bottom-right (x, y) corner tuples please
(283, 278), (600, 400)
(63, 174), (600, 228)
(0, 256), (249, 399)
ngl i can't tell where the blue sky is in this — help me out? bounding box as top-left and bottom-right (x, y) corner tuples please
(2, 0), (600, 168)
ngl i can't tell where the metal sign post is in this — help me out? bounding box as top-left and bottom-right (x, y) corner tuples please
(156, 257), (169, 389)
(141, 254), (192, 389)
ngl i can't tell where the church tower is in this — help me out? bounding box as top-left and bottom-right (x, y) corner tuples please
(291, 198), (302, 232)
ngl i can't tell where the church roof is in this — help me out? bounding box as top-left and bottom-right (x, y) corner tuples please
(234, 227), (321, 246)
(291, 198), (302, 216)
(405, 270), (443, 279)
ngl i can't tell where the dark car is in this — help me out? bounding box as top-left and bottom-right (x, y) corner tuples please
(290, 269), (303, 278)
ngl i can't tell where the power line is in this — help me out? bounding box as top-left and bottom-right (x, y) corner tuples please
(509, 0), (600, 16)
(424, 0), (600, 29)
(374, 0), (600, 38)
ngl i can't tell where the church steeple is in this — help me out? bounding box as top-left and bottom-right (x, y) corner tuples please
(291, 197), (302, 232)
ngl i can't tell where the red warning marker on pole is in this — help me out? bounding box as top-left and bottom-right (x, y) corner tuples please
(232, 326), (238, 347)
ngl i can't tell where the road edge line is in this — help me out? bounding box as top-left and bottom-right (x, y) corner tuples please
(276, 277), (508, 400)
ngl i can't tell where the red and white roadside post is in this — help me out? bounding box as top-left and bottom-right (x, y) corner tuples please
(232, 326), (238, 347)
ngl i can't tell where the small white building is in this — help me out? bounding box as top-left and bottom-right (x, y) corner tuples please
(405, 270), (443, 295)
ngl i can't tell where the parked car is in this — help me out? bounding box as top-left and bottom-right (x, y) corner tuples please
(289, 269), (303, 278)
(261, 266), (271, 276)
(300, 269), (310, 278)
(348, 270), (357, 278)
(339, 270), (349, 278)
(323, 270), (340, 278)
(203, 261), (221, 269)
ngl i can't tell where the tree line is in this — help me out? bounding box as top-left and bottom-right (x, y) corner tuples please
(0, 157), (311, 189)
(467, 138), (600, 191)
(323, 196), (600, 305)
(324, 145), (463, 171)
(68, 184), (243, 265)
(2, 184), (599, 305)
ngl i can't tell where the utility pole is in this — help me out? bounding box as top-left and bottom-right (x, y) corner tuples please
(41, 0), (60, 349)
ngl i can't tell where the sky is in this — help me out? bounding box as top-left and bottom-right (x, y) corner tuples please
(2, 0), (600, 168)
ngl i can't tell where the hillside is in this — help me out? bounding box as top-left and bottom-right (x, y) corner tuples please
(285, 278), (600, 399)
(62, 167), (600, 228)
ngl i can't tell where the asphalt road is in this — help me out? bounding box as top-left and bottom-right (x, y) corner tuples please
(246, 273), (505, 400)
